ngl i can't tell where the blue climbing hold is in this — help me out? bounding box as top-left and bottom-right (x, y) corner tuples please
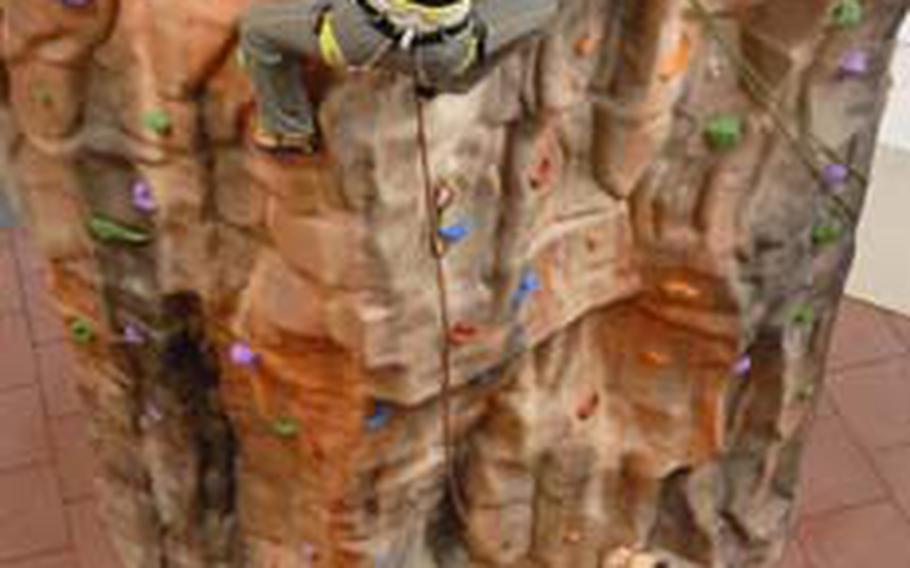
(518, 269), (541, 294)
(512, 269), (541, 307)
(437, 222), (471, 244)
(366, 401), (392, 431)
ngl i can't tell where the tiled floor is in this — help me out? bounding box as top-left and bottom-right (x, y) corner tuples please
(3, 228), (910, 567)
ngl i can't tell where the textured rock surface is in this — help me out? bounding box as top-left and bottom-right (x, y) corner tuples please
(2, 0), (908, 566)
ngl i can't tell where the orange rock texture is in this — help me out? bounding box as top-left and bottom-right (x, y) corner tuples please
(2, 0), (908, 566)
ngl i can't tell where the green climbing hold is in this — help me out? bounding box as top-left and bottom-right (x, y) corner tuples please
(796, 384), (816, 401)
(704, 114), (743, 151)
(32, 86), (53, 106)
(812, 223), (843, 247)
(832, 0), (863, 28)
(87, 215), (152, 245)
(70, 318), (95, 345)
(791, 305), (815, 326)
(271, 417), (300, 439)
(142, 109), (173, 135)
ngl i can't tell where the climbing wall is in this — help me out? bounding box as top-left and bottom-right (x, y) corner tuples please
(2, 0), (908, 566)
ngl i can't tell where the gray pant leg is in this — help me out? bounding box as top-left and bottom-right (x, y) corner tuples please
(240, 0), (391, 136)
(476, 0), (559, 55)
(416, 0), (559, 92)
(240, 0), (329, 135)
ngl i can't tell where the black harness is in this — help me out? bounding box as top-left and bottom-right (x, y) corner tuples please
(353, 0), (481, 48)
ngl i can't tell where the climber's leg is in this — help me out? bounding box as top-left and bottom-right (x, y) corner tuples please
(433, 0), (559, 93)
(239, 0), (390, 152)
(239, 0), (329, 151)
(477, 0), (559, 56)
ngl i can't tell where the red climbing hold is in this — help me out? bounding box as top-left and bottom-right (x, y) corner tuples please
(576, 392), (600, 421)
(449, 322), (479, 345)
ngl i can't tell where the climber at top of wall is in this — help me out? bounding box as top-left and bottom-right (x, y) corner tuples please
(239, 0), (558, 153)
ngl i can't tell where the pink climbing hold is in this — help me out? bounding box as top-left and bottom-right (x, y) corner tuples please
(839, 49), (870, 78)
(822, 163), (849, 187)
(131, 180), (157, 213)
(123, 324), (145, 345)
(230, 341), (260, 367)
(733, 355), (752, 377)
(144, 402), (164, 423)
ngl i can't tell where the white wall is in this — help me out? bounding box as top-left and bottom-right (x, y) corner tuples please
(846, 17), (910, 314)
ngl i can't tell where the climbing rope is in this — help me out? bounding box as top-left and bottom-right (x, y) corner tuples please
(413, 85), (470, 524)
(685, 0), (863, 225)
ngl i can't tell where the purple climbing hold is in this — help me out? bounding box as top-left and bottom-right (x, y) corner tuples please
(123, 324), (145, 345)
(230, 341), (259, 368)
(733, 355), (752, 377)
(61, 0), (93, 7)
(822, 163), (849, 187)
(839, 49), (870, 78)
(144, 402), (164, 423)
(131, 180), (157, 213)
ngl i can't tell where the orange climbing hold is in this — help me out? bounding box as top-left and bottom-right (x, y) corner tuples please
(658, 33), (692, 81)
(660, 278), (701, 300)
(641, 349), (671, 367)
(573, 33), (600, 58)
(529, 129), (561, 191)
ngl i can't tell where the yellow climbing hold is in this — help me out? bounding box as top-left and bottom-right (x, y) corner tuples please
(272, 416), (300, 439)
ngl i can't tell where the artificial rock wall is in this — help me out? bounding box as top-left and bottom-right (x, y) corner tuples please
(2, 0), (908, 567)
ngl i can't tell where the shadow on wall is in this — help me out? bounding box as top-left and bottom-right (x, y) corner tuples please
(0, 188), (15, 228)
(0, 60), (16, 228)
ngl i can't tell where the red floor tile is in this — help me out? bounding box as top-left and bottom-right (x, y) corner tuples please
(886, 309), (910, 351)
(873, 445), (910, 520)
(37, 342), (84, 418)
(0, 241), (22, 317)
(800, 502), (910, 568)
(50, 414), (96, 503)
(827, 299), (907, 374)
(775, 539), (808, 568)
(797, 414), (887, 517)
(0, 466), (68, 562)
(11, 230), (45, 276)
(24, 277), (66, 346)
(0, 550), (79, 568)
(0, 315), (38, 391)
(67, 501), (122, 568)
(830, 356), (910, 450)
(814, 392), (836, 420)
(0, 387), (51, 471)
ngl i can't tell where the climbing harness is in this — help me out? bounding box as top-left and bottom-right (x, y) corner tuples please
(356, 0), (474, 48)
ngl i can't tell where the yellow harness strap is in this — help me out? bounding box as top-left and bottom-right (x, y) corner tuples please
(385, 0), (471, 28)
(318, 12), (347, 68)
